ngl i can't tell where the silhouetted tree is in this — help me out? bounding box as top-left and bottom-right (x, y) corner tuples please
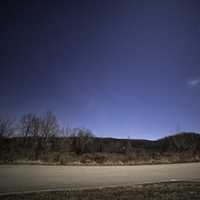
(19, 113), (42, 159)
(41, 112), (58, 138)
(20, 113), (41, 141)
(0, 117), (14, 138)
(40, 111), (59, 152)
(70, 128), (95, 154)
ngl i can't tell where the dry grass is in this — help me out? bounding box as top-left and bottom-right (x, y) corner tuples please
(1, 182), (200, 200)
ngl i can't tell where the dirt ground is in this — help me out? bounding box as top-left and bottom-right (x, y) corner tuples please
(0, 163), (200, 194)
(1, 182), (200, 200)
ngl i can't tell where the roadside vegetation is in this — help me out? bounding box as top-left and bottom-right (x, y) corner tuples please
(0, 112), (200, 165)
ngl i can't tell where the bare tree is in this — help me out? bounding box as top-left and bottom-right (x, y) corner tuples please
(41, 112), (59, 139)
(0, 117), (14, 138)
(70, 128), (95, 154)
(20, 113), (41, 139)
(19, 113), (43, 159)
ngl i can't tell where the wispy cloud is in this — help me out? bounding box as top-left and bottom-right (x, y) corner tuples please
(187, 78), (200, 87)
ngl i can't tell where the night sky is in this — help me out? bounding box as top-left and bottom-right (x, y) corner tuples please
(1, 0), (200, 139)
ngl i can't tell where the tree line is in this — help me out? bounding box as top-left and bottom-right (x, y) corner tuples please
(0, 112), (200, 164)
(0, 111), (94, 139)
(0, 112), (95, 161)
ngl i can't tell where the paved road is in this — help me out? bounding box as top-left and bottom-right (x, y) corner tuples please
(0, 163), (200, 194)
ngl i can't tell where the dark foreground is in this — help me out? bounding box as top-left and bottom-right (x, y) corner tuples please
(1, 182), (200, 200)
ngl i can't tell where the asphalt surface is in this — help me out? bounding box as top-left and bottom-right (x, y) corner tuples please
(0, 163), (200, 194)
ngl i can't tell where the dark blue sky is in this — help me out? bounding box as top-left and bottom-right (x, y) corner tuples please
(1, 0), (200, 139)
